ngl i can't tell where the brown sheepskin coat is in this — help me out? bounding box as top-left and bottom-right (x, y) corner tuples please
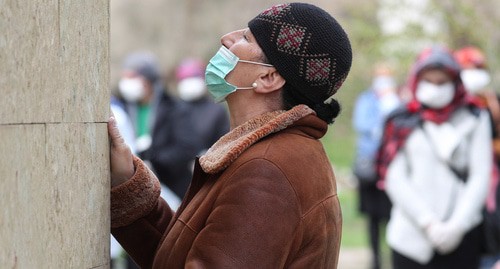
(111, 105), (342, 269)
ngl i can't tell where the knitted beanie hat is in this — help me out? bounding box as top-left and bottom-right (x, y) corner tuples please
(248, 3), (352, 105)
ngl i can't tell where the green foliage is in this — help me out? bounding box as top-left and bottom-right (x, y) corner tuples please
(338, 187), (367, 247)
(427, 0), (500, 90)
(321, 123), (356, 170)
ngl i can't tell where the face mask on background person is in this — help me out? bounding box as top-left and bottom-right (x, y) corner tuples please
(205, 46), (273, 103)
(372, 75), (396, 96)
(460, 69), (491, 94)
(416, 81), (455, 109)
(119, 78), (145, 103)
(177, 77), (206, 102)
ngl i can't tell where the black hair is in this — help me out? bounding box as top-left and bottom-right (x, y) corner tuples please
(282, 82), (341, 124)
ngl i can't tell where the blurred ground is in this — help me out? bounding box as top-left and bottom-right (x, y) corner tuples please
(338, 248), (371, 269)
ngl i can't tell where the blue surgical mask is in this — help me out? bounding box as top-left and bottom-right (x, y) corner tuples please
(205, 46), (273, 102)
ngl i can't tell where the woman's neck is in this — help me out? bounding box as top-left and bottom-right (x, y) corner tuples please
(226, 92), (283, 130)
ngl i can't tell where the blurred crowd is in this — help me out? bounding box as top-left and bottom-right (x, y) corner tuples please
(352, 45), (500, 269)
(109, 51), (230, 269)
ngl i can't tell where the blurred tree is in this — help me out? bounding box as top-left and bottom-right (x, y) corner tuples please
(430, 0), (500, 87)
(329, 0), (382, 135)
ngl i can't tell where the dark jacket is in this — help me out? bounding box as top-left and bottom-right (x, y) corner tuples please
(121, 85), (199, 198)
(144, 92), (199, 197)
(184, 97), (229, 156)
(111, 105), (342, 268)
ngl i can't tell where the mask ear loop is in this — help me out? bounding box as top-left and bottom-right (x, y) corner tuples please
(234, 60), (272, 89)
(236, 82), (257, 90)
(238, 59), (274, 67)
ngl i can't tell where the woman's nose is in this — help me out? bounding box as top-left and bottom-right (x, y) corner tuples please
(220, 30), (239, 48)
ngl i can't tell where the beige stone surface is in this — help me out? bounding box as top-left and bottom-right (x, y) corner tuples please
(0, 123), (110, 268)
(0, 0), (110, 268)
(1, 0), (109, 124)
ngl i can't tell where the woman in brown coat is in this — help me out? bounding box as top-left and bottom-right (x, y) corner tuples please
(109, 3), (352, 268)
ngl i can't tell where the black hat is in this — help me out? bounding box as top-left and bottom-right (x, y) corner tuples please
(248, 3), (352, 104)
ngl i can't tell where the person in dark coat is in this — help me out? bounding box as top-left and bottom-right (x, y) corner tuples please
(118, 51), (198, 198)
(174, 58), (230, 158)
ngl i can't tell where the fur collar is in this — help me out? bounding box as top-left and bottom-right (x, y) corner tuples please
(199, 105), (315, 174)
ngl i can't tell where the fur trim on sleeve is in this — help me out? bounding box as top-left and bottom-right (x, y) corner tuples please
(111, 156), (161, 228)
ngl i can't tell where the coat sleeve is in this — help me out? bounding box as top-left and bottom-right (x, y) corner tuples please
(386, 151), (438, 228)
(111, 157), (175, 269)
(448, 111), (492, 231)
(184, 159), (301, 268)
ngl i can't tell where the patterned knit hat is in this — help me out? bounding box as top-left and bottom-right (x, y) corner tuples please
(248, 3), (352, 104)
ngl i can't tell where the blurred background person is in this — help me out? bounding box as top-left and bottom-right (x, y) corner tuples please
(117, 51), (195, 200)
(455, 46), (500, 269)
(352, 63), (400, 269)
(454, 46), (498, 157)
(116, 52), (189, 268)
(455, 46), (493, 101)
(174, 58), (230, 161)
(377, 45), (491, 269)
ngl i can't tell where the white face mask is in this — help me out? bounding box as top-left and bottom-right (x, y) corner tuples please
(372, 75), (396, 95)
(177, 77), (206, 102)
(119, 78), (145, 102)
(460, 69), (491, 94)
(416, 81), (455, 109)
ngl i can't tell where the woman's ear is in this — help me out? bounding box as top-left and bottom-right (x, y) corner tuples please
(254, 68), (286, 94)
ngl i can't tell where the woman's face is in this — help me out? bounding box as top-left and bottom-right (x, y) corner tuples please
(220, 28), (267, 88)
(415, 68), (456, 108)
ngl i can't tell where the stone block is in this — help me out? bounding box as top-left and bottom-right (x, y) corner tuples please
(0, 0), (109, 124)
(0, 122), (110, 267)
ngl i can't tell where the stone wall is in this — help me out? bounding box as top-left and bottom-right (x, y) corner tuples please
(0, 1), (110, 268)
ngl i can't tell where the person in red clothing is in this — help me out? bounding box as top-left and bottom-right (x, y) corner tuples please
(377, 45), (491, 269)
(108, 3), (352, 268)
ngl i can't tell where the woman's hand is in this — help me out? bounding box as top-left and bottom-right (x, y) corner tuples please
(108, 117), (135, 187)
(426, 221), (464, 254)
